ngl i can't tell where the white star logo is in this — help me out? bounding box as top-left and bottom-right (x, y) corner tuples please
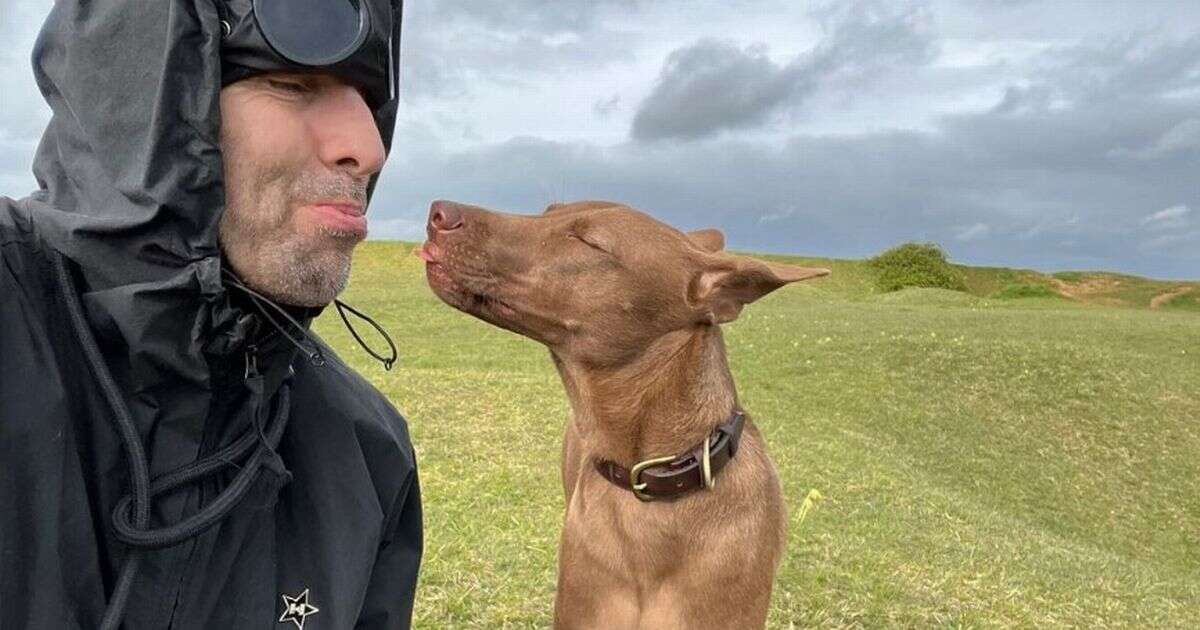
(279, 588), (320, 629)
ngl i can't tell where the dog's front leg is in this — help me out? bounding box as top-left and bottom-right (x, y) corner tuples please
(553, 516), (640, 630)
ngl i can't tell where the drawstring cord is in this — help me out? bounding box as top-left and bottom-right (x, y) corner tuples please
(221, 271), (400, 372)
(107, 369), (290, 549)
(56, 257), (398, 628)
(54, 254), (150, 630)
(222, 270), (326, 367)
(55, 255), (293, 630)
(335, 299), (398, 370)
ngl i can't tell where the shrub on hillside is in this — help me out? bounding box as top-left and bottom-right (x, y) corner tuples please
(993, 282), (1060, 299)
(1052, 271), (1086, 283)
(869, 242), (966, 293)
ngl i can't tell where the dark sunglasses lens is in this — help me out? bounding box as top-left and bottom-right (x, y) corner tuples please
(253, 0), (369, 66)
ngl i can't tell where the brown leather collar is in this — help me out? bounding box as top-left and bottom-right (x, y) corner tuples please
(593, 410), (746, 502)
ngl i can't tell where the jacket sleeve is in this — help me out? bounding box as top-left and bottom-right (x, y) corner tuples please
(355, 465), (423, 629)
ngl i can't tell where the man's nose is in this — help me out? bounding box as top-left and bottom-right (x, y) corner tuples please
(314, 86), (386, 179)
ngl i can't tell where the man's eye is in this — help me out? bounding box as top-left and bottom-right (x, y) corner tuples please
(267, 79), (310, 94)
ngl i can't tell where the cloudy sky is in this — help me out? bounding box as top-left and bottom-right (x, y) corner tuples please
(3, 1), (1199, 279)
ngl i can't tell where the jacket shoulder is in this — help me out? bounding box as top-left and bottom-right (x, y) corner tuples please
(300, 343), (413, 447)
(2, 196), (36, 249)
(287, 341), (417, 499)
(1, 197), (53, 297)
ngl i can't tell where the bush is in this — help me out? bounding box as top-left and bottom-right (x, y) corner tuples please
(869, 242), (966, 293)
(1052, 271), (1086, 283)
(992, 282), (1060, 299)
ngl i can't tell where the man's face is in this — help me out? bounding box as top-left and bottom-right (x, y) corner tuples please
(218, 72), (386, 307)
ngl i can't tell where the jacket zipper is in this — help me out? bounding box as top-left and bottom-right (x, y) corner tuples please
(166, 344), (262, 629)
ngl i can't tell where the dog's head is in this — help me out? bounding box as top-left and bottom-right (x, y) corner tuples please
(418, 200), (829, 366)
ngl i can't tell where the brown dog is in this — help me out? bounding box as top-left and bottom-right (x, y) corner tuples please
(416, 200), (829, 628)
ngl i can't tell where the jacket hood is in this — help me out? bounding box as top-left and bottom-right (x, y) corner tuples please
(20, 0), (402, 521)
(30, 0), (225, 287)
(27, 1), (235, 472)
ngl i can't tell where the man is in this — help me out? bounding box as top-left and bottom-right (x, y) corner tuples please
(0, 1), (421, 628)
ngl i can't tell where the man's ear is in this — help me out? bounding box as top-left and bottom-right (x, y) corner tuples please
(688, 254), (830, 324)
(686, 228), (725, 253)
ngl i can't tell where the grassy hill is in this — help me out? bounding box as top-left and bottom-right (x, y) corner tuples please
(749, 250), (1200, 311)
(315, 241), (1199, 628)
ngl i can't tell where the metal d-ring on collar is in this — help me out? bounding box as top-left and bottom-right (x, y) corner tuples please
(597, 409), (747, 502)
(629, 433), (715, 501)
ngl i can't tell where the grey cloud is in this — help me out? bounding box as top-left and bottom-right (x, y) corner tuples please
(631, 0), (935, 141)
(0, 132), (41, 196)
(1, 0), (53, 194)
(1044, 32), (1200, 104)
(374, 108), (1198, 279)
(593, 94), (621, 118)
(1110, 118), (1200, 160)
(0, 0), (45, 42)
(1141, 119), (1200, 156)
(398, 0), (642, 103)
(955, 223), (991, 241)
(372, 25), (1200, 279)
(809, 0), (937, 77)
(630, 39), (809, 142)
(428, 0), (637, 32)
(1142, 204), (1191, 229)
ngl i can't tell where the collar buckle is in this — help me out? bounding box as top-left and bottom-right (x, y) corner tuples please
(629, 454), (678, 502)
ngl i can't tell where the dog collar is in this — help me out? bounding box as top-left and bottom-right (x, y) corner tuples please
(593, 409), (746, 502)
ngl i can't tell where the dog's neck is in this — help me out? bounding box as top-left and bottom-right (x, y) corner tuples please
(551, 324), (738, 467)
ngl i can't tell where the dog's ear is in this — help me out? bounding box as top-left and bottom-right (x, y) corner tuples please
(686, 228), (725, 253)
(688, 254), (830, 324)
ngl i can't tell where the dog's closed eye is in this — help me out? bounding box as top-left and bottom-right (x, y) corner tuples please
(569, 233), (612, 255)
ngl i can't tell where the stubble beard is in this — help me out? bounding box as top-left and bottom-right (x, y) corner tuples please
(219, 153), (368, 308)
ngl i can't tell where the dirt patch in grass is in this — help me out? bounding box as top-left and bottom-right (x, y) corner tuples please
(1048, 276), (1126, 305)
(1150, 286), (1194, 309)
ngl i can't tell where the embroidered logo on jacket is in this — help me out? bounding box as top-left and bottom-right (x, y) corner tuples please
(279, 588), (320, 629)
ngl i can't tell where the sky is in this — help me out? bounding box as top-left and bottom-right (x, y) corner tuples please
(2, 1), (1199, 279)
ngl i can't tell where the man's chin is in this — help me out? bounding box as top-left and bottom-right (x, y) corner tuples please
(236, 245), (353, 308)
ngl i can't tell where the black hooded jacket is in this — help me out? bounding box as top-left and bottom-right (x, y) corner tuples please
(0, 1), (421, 628)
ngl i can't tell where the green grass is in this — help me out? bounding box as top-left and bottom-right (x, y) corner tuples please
(1163, 290), (1200, 312)
(315, 242), (1200, 628)
(1052, 271), (1087, 283)
(991, 282), (1063, 300)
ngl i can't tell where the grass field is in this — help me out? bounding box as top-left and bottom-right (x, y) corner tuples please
(315, 241), (1199, 628)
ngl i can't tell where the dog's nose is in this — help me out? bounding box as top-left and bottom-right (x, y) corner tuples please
(429, 200), (465, 232)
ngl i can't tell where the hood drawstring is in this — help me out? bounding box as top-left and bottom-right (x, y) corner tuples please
(55, 255), (293, 630)
(54, 254), (150, 630)
(222, 271), (399, 372)
(222, 271), (326, 367)
(335, 299), (398, 371)
(59, 257), (398, 628)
